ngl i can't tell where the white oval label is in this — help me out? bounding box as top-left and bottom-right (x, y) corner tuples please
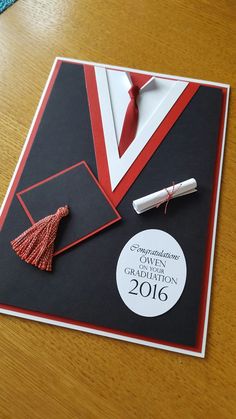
(116, 229), (187, 317)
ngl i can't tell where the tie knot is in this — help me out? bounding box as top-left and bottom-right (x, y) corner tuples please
(128, 85), (140, 100)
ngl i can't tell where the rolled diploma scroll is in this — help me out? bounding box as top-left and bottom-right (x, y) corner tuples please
(133, 178), (197, 214)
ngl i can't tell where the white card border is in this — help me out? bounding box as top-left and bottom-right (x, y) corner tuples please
(0, 57), (230, 358)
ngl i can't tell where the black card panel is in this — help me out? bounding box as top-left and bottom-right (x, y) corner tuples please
(0, 62), (222, 348)
(19, 163), (119, 252)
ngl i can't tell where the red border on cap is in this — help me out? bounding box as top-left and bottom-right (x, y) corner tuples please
(16, 161), (121, 256)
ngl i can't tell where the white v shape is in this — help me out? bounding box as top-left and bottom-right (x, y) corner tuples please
(95, 67), (188, 191)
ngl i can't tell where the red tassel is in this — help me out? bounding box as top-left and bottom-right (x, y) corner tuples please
(11, 206), (69, 272)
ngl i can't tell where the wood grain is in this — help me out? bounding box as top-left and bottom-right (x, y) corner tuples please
(0, 1), (235, 418)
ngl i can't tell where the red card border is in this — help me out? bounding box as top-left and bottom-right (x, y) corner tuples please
(16, 161), (121, 256)
(0, 58), (229, 357)
(0, 302), (203, 355)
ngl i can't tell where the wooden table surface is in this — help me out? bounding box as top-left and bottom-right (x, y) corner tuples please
(0, 1), (235, 418)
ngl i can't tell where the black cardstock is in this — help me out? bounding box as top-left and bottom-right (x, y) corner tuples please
(0, 62), (223, 349)
(17, 162), (120, 253)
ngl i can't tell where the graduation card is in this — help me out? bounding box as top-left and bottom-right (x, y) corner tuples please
(0, 58), (230, 357)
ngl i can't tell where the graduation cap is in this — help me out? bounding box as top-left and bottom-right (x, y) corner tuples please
(11, 161), (121, 271)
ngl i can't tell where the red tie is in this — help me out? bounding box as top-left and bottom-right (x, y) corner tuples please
(118, 84), (140, 157)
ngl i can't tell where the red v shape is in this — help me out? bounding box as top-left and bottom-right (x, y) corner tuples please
(84, 65), (200, 207)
